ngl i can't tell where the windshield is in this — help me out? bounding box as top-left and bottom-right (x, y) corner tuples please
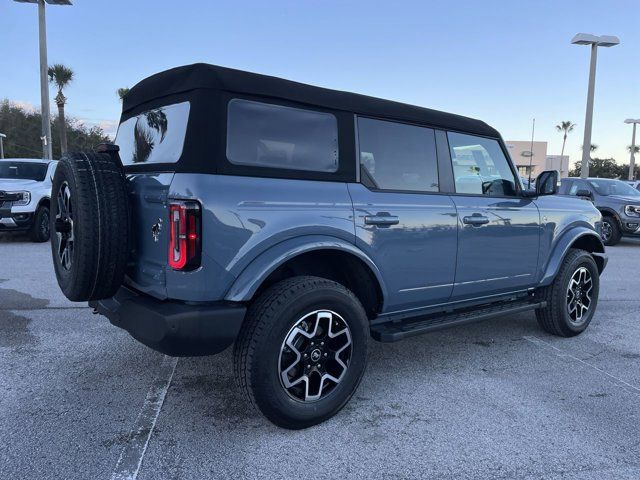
(588, 179), (640, 197)
(0, 161), (48, 181)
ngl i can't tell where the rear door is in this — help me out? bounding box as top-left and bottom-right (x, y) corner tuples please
(349, 117), (458, 313)
(115, 101), (190, 299)
(446, 132), (541, 300)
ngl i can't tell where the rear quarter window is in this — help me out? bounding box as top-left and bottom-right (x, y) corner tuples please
(226, 99), (339, 173)
(116, 101), (190, 166)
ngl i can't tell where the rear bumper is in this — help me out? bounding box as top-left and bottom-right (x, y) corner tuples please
(89, 286), (246, 357)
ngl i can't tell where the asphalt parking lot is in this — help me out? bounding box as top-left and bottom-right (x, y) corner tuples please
(1, 236), (640, 480)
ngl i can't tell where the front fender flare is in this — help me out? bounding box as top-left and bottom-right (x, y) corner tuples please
(224, 235), (388, 305)
(539, 227), (605, 287)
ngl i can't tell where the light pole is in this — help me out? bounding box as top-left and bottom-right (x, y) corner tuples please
(571, 33), (620, 179)
(14, 0), (72, 160)
(0, 133), (6, 159)
(625, 119), (640, 181)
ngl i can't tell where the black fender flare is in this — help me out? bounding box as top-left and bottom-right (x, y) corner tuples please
(539, 227), (606, 287)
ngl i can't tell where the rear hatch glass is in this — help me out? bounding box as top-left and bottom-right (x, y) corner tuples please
(116, 101), (190, 166)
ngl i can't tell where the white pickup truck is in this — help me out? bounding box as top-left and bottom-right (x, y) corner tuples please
(0, 158), (57, 242)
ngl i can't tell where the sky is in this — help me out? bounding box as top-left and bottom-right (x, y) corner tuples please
(1, 0), (639, 168)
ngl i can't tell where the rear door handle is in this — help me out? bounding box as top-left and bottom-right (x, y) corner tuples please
(364, 214), (400, 226)
(463, 214), (490, 226)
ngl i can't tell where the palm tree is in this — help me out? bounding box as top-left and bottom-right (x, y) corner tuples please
(581, 143), (599, 154)
(555, 121), (575, 161)
(627, 145), (640, 154)
(48, 64), (74, 154)
(117, 87), (130, 102)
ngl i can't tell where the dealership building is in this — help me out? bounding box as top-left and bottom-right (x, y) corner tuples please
(505, 141), (570, 179)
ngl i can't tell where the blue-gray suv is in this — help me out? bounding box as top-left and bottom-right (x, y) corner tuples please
(49, 64), (607, 429)
(559, 177), (640, 246)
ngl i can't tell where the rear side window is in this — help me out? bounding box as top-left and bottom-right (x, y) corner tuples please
(357, 117), (439, 192)
(226, 99), (338, 173)
(116, 101), (190, 166)
(448, 132), (517, 196)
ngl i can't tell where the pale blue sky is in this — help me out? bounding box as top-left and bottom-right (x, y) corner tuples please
(2, 0), (639, 167)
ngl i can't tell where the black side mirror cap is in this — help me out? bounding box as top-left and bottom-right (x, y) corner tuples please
(575, 189), (593, 199)
(536, 170), (559, 196)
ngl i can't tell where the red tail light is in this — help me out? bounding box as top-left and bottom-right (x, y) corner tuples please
(168, 201), (201, 271)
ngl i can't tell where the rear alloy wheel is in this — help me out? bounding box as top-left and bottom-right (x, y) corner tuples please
(234, 276), (369, 429)
(279, 310), (353, 402)
(536, 248), (599, 337)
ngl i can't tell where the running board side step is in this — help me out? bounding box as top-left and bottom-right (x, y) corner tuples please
(370, 299), (546, 342)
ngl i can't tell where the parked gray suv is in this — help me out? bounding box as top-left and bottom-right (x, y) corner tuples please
(559, 177), (640, 245)
(50, 64), (607, 429)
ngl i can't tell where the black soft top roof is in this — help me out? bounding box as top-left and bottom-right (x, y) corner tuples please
(124, 63), (500, 138)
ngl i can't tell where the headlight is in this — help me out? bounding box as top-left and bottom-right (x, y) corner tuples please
(624, 205), (640, 217)
(11, 191), (31, 206)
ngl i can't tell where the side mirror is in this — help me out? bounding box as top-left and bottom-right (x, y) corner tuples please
(536, 170), (559, 196)
(575, 189), (593, 199)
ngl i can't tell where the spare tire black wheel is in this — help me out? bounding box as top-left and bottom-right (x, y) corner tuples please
(50, 151), (130, 301)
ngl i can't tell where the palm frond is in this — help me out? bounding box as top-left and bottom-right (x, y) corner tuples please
(47, 64), (74, 91)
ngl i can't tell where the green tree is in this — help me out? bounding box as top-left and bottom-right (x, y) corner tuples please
(627, 145), (640, 154)
(555, 120), (575, 161)
(0, 99), (110, 159)
(48, 64), (74, 154)
(569, 157), (625, 178)
(117, 87), (130, 102)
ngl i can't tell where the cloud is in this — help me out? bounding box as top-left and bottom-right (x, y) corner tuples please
(74, 118), (119, 137)
(11, 100), (38, 112)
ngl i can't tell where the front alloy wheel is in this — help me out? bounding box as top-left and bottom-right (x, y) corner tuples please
(601, 221), (612, 243)
(536, 248), (599, 337)
(566, 266), (593, 325)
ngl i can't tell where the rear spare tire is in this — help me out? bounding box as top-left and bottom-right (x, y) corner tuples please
(50, 151), (130, 301)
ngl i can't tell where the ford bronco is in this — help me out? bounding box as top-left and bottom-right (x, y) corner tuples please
(50, 64), (607, 429)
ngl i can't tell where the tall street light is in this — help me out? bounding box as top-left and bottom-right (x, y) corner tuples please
(14, 0), (72, 160)
(625, 119), (640, 181)
(571, 33), (620, 179)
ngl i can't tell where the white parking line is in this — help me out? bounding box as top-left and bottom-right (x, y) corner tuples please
(111, 355), (179, 480)
(524, 335), (640, 395)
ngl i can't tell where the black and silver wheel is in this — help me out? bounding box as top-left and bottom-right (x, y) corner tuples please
(565, 266), (593, 326)
(279, 310), (353, 402)
(601, 216), (621, 246)
(29, 205), (51, 242)
(54, 182), (74, 267)
(536, 248), (600, 337)
(234, 276), (368, 429)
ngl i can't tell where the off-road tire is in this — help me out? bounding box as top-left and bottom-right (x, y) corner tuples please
(535, 249), (599, 337)
(233, 276), (369, 429)
(50, 151), (130, 301)
(601, 216), (621, 246)
(29, 206), (50, 242)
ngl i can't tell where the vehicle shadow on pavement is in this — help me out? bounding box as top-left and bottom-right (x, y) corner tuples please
(0, 233), (35, 243)
(172, 312), (545, 430)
